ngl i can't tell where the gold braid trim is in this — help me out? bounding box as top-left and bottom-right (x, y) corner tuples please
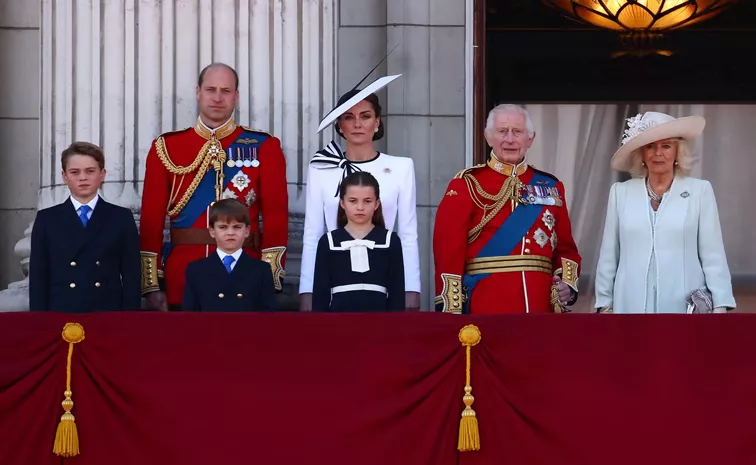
(559, 258), (580, 292)
(140, 252), (160, 295)
(464, 173), (522, 243)
(156, 136), (206, 175)
(434, 273), (465, 313)
(155, 137), (216, 217)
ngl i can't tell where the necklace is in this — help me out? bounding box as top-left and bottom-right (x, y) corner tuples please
(646, 178), (663, 203)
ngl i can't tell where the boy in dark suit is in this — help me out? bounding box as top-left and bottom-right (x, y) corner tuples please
(29, 141), (141, 312)
(182, 199), (276, 311)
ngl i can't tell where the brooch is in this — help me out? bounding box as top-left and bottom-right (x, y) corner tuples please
(681, 191), (690, 198)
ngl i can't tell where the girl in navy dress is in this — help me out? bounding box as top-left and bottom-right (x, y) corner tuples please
(312, 172), (405, 312)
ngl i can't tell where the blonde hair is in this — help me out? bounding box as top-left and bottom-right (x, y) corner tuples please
(627, 138), (694, 178)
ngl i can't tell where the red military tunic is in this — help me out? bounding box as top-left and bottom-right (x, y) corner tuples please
(139, 118), (289, 306)
(433, 156), (581, 314)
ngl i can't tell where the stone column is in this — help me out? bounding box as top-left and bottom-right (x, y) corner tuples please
(384, 0), (469, 310)
(0, 1), (40, 312)
(338, 0), (469, 309)
(1, 0), (338, 310)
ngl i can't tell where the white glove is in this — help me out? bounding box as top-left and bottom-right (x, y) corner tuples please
(712, 307), (727, 314)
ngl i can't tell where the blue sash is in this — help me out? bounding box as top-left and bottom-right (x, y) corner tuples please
(462, 171), (555, 298)
(172, 130), (269, 228)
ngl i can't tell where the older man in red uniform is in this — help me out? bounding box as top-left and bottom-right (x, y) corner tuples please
(433, 104), (581, 314)
(140, 63), (288, 310)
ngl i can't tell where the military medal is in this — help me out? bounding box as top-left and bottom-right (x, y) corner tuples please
(243, 148), (253, 167)
(226, 148), (235, 168)
(235, 148), (244, 168)
(250, 147), (260, 167)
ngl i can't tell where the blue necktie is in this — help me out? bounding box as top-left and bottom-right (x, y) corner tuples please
(78, 205), (91, 227)
(222, 255), (235, 274)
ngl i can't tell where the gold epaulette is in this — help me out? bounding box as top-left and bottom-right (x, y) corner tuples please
(453, 164), (486, 180)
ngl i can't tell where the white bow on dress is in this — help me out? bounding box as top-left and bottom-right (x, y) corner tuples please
(340, 239), (375, 273)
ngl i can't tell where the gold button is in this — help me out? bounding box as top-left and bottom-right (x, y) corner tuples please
(218, 293), (225, 299)
(525, 239), (531, 244)
(95, 282), (101, 288)
(453, 302), (460, 308)
(452, 288), (459, 293)
(453, 295), (459, 301)
(452, 281), (458, 287)
(524, 249), (531, 254)
(69, 283), (76, 289)
(70, 261), (76, 267)
(237, 293), (243, 299)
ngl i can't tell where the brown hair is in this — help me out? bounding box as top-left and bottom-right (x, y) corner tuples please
(335, 91), (384, 141)
(336, 172), (385, 229)
(61, 141), (105, 171)
(209, 199), (250, 226)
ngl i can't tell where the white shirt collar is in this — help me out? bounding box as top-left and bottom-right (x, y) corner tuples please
(216, 248), (243, 262)
(70, 195), (100, 212)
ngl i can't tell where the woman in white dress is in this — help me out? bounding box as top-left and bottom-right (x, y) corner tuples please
(594, 111), (736, 314)
(299, 80), (421, 311)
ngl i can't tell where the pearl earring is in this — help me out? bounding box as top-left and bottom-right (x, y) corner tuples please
(641, 162), (646, 166)
(674, 161), (678, 166)
(374, 127), (379, 133)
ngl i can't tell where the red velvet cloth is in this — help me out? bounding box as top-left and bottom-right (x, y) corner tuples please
(1, 313), (755, 465)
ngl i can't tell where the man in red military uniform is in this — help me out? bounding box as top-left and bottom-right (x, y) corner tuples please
(433, 104), (581, 314)
(140, 63), (288, 310)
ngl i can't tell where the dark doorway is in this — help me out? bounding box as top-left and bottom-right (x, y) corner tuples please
(473, 0), (756, 163)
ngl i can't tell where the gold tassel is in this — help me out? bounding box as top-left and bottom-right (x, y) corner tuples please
(53, 323), (86, 457)
(550, 285), (563, 313)
(457, 324), (482, 452)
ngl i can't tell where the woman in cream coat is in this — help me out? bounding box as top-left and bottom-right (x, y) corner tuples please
(594, 111), (736, 314)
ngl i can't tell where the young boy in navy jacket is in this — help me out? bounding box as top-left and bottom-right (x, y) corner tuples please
(182, 199), (276, 311)
(29, 141), (141, 312)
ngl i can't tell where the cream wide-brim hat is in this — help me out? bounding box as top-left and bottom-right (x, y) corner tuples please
(610, 111), (706, 172)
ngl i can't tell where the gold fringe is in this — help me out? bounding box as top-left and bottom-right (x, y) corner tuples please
(457, 325), (482, 452)
(53, 323), (85, 458)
